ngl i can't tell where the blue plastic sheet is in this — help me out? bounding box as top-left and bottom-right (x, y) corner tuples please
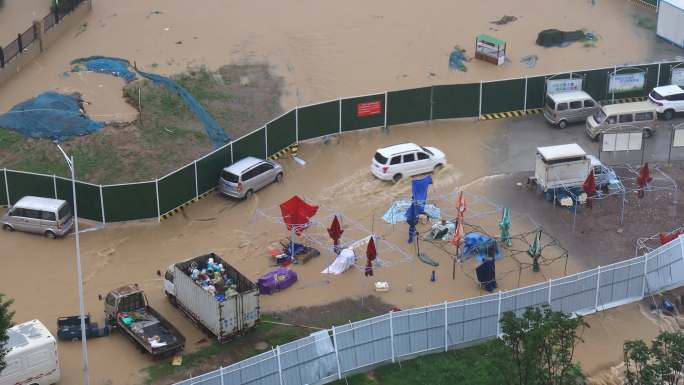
(71, 56), (137, 82)
(0, 91), (104, 140)
(382, 201), (441, 224)
(463, 232), (501, 263)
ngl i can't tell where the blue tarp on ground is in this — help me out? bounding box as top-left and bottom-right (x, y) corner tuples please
(463, 232), (501, 263)
(71, 56), (137, 82)
(0, 91), (104, 140)
(382, 201), (441, 224)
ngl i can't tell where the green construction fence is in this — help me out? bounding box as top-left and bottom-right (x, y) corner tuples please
(297, 101), (340, 140)
(341, 94), (386, 132)
(432, 83), (480, 119)
(158, 163), (196, 215)
(387, 87), (431, 125)
(102, 182), (158, 222)
(0, 171), (7, 207)
(267, 110), (297, 155)
(55, 178), (103, 221)
(233, 128), (266, 162)
(196, 144), (232, 195)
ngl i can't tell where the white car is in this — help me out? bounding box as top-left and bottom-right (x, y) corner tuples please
(371, 143), (446, 182)
(648, 85), (684, 120)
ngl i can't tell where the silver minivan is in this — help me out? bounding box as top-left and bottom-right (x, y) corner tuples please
(218, 156), (283, 199)
(1, 196), (74, 238)
(585, 101), (657, 140)
(544, 91), (600, 129)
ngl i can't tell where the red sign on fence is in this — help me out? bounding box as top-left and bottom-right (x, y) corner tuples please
(357, 101), (382, 117)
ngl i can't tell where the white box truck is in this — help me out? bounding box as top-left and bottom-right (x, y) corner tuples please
(0, 320), (60, 385)
(534, 143), (592, 191)
(657, 0), (684, 48)
(163, 253), (260, 343)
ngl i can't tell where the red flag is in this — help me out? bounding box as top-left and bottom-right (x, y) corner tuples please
(583, 171), (596, 209)
(365, 237), (377, 277)
(660, 230), (682, 245)
(636, 163), (653, 199)
(327, 215), (344, 247)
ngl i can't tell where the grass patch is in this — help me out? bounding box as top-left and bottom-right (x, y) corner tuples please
(333, 341), (510, 385)
(633, 14), (657, 30)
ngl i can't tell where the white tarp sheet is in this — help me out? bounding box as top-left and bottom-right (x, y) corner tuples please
(322, 248), (357, 275)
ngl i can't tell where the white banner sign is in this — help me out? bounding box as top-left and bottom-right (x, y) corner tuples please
(546, 78), (583, 94)
(671, 68), (684, 86)
(674, 129), (684, 147)
(608, 72), (645, 94)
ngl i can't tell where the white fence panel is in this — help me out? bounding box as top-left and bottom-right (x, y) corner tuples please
(646, 237), (684, 293)
(550, 268), (599, 314)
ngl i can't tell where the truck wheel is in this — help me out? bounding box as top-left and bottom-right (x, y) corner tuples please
(558, 120), (567, 129)
(663, 109), (675, 120)
(275, 172), (283, 183)
(643, 129), (653, 138)
(45, 230), (56, 239)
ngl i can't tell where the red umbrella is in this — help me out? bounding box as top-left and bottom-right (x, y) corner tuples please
(582, 171), (597, 209)
(327, 215), (344, 248)
(365, 237), (377, 277)
(279, 195), (319, 235)
(636, 163), (653, 199)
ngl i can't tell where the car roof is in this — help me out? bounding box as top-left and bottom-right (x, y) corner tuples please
(223, 156), (265, 173)
(537, 143), (586, 161)
(548, 91), (592, 103)
(601, 101), (655, 115)
(653, 85), (684, 96)
(13, 196), (67, 212)
(377, 143), (421, 156)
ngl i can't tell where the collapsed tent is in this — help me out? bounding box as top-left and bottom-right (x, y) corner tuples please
(0, 91), (104, 140)
(463, 232), (501, 262)
(536, 29), (586, 47)
(383, 201), (440, 224)
(422, 220), (456, 241)
(321, 248), (356, 275)
(280, 196), (319, 235)
(257, 268), (298, 295)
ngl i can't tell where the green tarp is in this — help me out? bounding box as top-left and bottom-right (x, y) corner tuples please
(55, 178), (103, 221)
(267, 110), (297, 155)
(158, 163), (196, 215)
(297, 101), (340, 141)
(102, 182), (158, 222)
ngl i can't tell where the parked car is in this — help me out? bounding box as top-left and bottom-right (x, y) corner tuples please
(648, 85), (684, 120)
(543, 91), (599, 129)
(218, 157), (283, 199)
(1, 196), (74, 239)
(585, 101), (656, 140)
(371, 143), (446, 182)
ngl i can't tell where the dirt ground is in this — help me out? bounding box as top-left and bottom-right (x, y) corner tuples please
(0, 0), (51, 45)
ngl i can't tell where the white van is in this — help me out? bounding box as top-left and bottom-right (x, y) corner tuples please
(1, 196), (73, 238)
(543, 91), (600, 128)
(371, 143), (446, 182)
(585, 101), (657, 140)
(0, 320), (60, 385)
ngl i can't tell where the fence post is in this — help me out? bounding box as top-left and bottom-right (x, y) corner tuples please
(332, 326), (342, 379)
(478, 81), (483, 119)
(219, 366), (224, 385)
(53, 175), (57, 198)
(496, 291), (502, 337)
(0, 47), (4, 68)
(17, 33), (22, 54)
(265, 124), (269, 158)
(443, 301), (448, 352)
(548, 278), (553, 305)
(642, 254), (649, 298)
(155, 179), (160, 223)
(429, 86), (434, 121)
(384, 91), (388, 128)
(657, 62), (662, 87)
(594, 266), (601, 312)
(338, 99), (342, 134)
(99, 185), (105, 224)
(295, 108), (299, 143)
(3, 168), (10, 206)
(389, 311), (395, 363)
(229, 143), (234, 164)
(193, 161), (199, 199)
(523, 77), (528, 114)
(276, 345), (284, 385)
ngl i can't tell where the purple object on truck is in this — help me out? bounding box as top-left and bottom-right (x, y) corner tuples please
(257, 268), (298, 295)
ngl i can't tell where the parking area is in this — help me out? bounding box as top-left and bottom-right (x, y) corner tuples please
(1, 113), (683, 384)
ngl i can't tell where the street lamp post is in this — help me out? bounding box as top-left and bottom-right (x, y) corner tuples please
(56, 144), (90, 385)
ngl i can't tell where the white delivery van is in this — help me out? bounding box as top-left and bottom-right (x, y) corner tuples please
(0, 320), (60, 385)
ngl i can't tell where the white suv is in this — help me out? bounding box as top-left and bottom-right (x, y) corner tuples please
(371, 143), (446, 182)
(648, 85), (684, 120)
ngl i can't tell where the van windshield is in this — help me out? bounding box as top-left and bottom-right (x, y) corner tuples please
(221, 171), (239, 183)
(374, 152), (388, 164)
(545, 96), (555, 110)
(58, 203), (72, 221)
(593, 109), (607, 124)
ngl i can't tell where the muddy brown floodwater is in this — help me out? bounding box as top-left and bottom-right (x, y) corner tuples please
(0, 0), (51, 45)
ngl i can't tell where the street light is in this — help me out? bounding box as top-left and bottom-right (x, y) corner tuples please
(56, 144), (90, 385)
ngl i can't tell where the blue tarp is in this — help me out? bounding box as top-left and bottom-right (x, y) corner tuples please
(405, 176), (433, 244)
(0, 91), (104, 140)
(71, 56), (137, 82)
